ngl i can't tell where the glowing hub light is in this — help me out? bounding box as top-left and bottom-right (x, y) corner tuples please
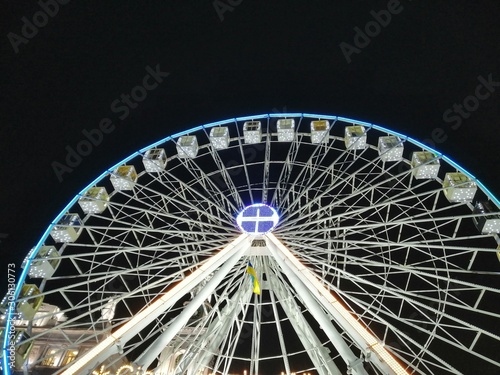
(236, 204), (279, 235)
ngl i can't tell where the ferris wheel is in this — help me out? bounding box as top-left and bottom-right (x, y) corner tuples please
(2, 113), (500, 375)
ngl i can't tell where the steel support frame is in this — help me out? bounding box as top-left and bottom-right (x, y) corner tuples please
(266, 233), (408, 375)
(184, 287), (253, 375)
(134, 244), (247, 370)
(61, 234), (250, 375)
(267, 265), (342, 375)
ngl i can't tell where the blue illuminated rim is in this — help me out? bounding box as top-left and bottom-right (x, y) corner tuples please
(3, 112), (499, 374)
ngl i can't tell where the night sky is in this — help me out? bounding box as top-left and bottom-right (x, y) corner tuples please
(1, 1), (499, 371)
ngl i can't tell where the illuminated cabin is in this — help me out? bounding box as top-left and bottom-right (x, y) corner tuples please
(345, 125), (367, 149)
(442, 172), (477, 203)
(78, 187), (110, 214)
(110, 166), (138, 191)
(177, 136), (199, 158)
(243, 121), (262, 144)
(50, 214), (83, 243)
(473, 201), (500, 234)
(22, 246), (61, 279)
(16, 285), (44, 321)
(0, 330), (33, 371)
(310, 120), (329, 144)
(378, 136), (403, 162)
(277, 119), (295, 142)
(209, 127), (230, 150)
(143, 148), (167, 172)
(411, 151), (440, 179)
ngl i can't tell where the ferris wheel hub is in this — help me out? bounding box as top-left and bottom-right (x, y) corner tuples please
(236, 203), (279, 235)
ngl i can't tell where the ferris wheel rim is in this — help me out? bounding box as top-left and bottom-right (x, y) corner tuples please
(19, 113), (500, 270)
(4, 112), (500, 375)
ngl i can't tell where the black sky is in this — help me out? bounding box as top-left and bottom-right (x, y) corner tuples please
(1, 0), (499, 306)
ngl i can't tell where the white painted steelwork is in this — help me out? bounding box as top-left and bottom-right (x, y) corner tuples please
(5, 113), (500, 375)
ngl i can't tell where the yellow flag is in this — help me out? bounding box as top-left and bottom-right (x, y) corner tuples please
(246, 262), (261, 295)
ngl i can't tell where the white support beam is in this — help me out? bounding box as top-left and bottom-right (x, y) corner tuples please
(134, 244), (247, 370)
(265, 237), (369, 375)
(184, 287), (252, 375)
(266, 233), (409, 375)
(268, 266), (342, 375)
(61, 234), (250, 375)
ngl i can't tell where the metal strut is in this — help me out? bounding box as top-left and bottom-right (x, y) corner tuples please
(61, 234), (251, 375)
(266, 233), (408, 375)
